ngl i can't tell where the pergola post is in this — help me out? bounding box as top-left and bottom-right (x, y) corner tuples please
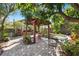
(27, 18), (51, 43)
(33, 21), (36, 43)
(38, 25), (40, 32)
(48, 24), (50, 39)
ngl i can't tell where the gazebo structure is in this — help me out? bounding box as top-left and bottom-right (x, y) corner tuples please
(26, 18), (51, 43)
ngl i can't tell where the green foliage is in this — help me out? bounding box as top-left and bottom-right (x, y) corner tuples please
(1, 3), (79, 35)
(0, 3), (16, 40)
(64, 6), (79, 18)
(61, 39), (79, 56)
(1, 32), (9, 42)
(23, 35), (31, 44)
(66, 22), (79, 33)
(17, 3), (51, 20)
(44, 3), (64, 13)
(3, 32), (9, 37)
(3, 37), (9, 42)
(0, 4), (16, 17)
(71, 23), (79, 31)
(17, 3), (36, 19)
(14, 21), (25, 29)
(63, 4), (79, 34)
(51, 14), (64, 33)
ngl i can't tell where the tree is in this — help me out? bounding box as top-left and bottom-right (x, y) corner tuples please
(0, 3), (16, 40)
(17, 4), (50, 32)
(51, 14), (64, 33)
(17, 3), (79, 33)
(17, 4), (34, 31)
(41, 3), (79, 23)
(14, 20), (25, 30)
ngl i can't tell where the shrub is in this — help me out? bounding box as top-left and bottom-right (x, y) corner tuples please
(61, 39), (79, 56)
(3, 32), (9, 37)
(23, 35), (31, 44)
(1, 32), (9, 42)
(3, 37), (9, 42)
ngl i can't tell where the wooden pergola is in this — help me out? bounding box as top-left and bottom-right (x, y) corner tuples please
(26, 18), (51, 43)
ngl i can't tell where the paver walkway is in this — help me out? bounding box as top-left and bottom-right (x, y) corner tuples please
(1, 35), (66, 56)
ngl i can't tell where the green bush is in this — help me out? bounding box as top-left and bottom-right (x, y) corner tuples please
(3, 37), (9, 42)
(2, 32), (9, 42)
(61, 39), (79, 56)
(23, 35), (31, 44)
(3, 32), (9, 37)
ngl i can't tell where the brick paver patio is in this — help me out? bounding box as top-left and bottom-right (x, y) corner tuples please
(1, 35), (66, 56)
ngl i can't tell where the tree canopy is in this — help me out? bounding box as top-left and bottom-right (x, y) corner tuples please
(0, 3), (16, 39)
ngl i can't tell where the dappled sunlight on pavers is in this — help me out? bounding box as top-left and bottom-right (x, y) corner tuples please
(1, 36), (65, 56)
(3, 42), (20, 51)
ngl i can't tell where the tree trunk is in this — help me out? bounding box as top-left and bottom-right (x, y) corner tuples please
(25, 20), (28, 35)
(0, 14), (8, 40)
